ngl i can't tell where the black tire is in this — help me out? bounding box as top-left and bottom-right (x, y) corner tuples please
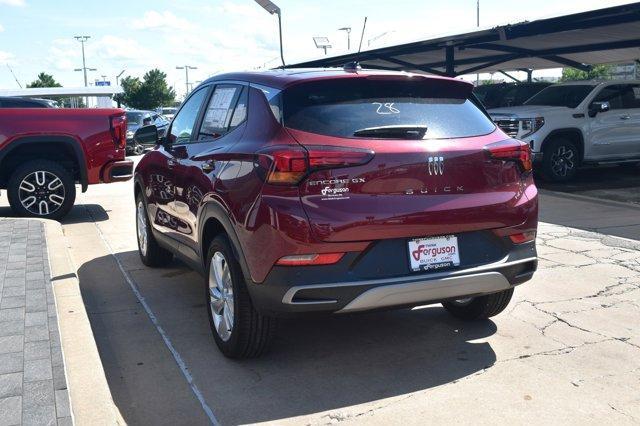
(442, 288), (514, 321)
(541, 138), (580, 182)
(135, 193), (173, 267)
(7, 160), (76, 220)
(205, 234), (276, 358)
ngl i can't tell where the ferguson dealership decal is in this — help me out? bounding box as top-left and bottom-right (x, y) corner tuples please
(307, 178), (365, 201)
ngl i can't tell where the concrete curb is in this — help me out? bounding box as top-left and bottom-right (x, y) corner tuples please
(42, 219), (125, 425)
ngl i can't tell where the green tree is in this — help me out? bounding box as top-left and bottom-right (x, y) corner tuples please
(116, 69), (176, 110)
(560, 64), (612, 82)
(26, 72), (84, 108)
(27, 72), (62, 88)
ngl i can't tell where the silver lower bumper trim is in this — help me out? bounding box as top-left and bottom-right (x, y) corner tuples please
(338, 271), (511, 313)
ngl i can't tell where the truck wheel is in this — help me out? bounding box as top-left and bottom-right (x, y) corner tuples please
(136, 193), (173, 267)
(7, 160), (76, 220)
(541, 139), (579, 182)
(442, 288), (514, 320)
(205, 234), (276, 358)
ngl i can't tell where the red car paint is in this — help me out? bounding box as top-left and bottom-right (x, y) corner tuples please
(135, 69), (537, 309)
(0, 108), (132, 187)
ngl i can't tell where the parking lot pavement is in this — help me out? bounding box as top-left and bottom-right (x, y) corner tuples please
(0, 177), (639, 425)
(537, 163), (640, 206)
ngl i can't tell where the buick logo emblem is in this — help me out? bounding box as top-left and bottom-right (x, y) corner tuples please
(428, 156), (444, 176)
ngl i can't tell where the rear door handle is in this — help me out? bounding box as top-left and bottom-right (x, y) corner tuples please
(620, 114), (631, 120)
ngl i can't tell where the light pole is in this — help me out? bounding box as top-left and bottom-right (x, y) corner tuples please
(254, 0), (285, 68)
(116, 69), (125, 86)
(338, 27), (351, 51)
(476, 0), (480, 85)
(176, 65), (197, 96)
(313, 37), (332, 55)
(73, 36), (93, 87)
(368, 30), (394, 47)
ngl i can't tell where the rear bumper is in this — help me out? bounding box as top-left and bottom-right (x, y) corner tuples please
(101, 159), (134, 183)
(247, 239), (536, 317)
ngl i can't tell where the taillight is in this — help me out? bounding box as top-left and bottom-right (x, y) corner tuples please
(276, 253), (345, 266)
(257, 145), (374, 185)
(110, 114), (127, 150)
(484, 139), (532, 172)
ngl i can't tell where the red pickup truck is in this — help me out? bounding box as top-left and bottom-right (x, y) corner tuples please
(0, 108), (133, 219)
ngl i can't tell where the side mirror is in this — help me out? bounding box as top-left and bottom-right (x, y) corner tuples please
(133, 124), (160, 146)
(589, 101), (610, 117)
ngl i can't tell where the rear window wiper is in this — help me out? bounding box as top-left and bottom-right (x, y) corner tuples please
(353, 125), (428, 139)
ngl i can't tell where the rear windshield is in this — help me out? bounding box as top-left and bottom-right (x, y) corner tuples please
(126, 112), (146, 125)
(524, 85), (596, 108)
(282, 79), (496, 139)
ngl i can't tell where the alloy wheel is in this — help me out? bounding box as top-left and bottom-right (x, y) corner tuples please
(18, 171), (65, 216)
(550, 145), (575, 178)
(137, 200), (148, 256)
(209, 252), (235, 342)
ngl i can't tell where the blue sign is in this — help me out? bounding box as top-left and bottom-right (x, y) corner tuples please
(95, 81), (111, 86)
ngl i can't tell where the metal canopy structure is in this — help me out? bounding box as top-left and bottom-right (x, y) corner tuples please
(288, 2), (640, 77)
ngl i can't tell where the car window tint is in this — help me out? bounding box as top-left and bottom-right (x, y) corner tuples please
(169, 87), (208, 144)
(593, 85), (625, 110)
(228, 87), (248, 130)
(621, 84), (640, 109)
(199, 84), (242, 138)
(283, 79), (495, 139)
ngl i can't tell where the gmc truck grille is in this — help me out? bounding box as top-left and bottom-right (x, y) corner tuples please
(495, 119), (519, 138)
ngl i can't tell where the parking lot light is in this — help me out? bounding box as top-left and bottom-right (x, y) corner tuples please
(254, 0), (285, 68)
(338, 27), (352, 50)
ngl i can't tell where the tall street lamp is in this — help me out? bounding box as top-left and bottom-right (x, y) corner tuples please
(116, 69), (126, 86)
(73, 35), (93, 87)
(254, 0), (285, 68)
(176, 65), (197, 96)
(338, 27), (351, 51)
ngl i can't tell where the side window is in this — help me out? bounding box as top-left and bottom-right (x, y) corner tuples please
(169, 87), (208, 144)
(593, 85), (624, 110)
(199, 84), (244, 139)
(621, 84), (640, 109)
(228, 87), (248, 131)
(253, 84), (282, 123)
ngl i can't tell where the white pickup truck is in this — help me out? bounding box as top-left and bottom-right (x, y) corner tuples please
(489, 80), (640, 181)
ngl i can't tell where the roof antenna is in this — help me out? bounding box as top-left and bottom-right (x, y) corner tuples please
(344, 16), (367, 71)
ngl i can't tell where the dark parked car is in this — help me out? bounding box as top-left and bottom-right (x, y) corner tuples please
(125, 110), (169, 155)
(133, 68), (538, 358)
(474, 82), (551, 109)
(0, 96), (59, 108)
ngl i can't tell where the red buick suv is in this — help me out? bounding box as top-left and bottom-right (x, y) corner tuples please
(133, 68), (538, 358)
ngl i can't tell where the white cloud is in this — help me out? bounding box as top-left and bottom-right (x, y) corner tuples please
(0, 24), (4, 32)
(0, 0), (25, 6)
(132, 10), (192, 31)
(0, 50), (14, 63)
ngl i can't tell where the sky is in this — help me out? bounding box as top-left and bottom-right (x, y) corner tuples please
(0, 0), (636, 97)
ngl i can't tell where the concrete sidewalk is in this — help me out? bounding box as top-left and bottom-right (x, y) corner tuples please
(0, 219), (71, 426)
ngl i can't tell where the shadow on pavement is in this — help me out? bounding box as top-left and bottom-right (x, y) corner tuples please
(78, 250), (498, 425)
(0, 203), (110, 223)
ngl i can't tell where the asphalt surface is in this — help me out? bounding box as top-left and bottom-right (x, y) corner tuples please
(0, 159), (639, 425)
(536, 163), (640, 206)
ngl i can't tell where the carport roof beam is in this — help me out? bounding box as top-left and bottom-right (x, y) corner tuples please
(288, 2), (640, 76)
